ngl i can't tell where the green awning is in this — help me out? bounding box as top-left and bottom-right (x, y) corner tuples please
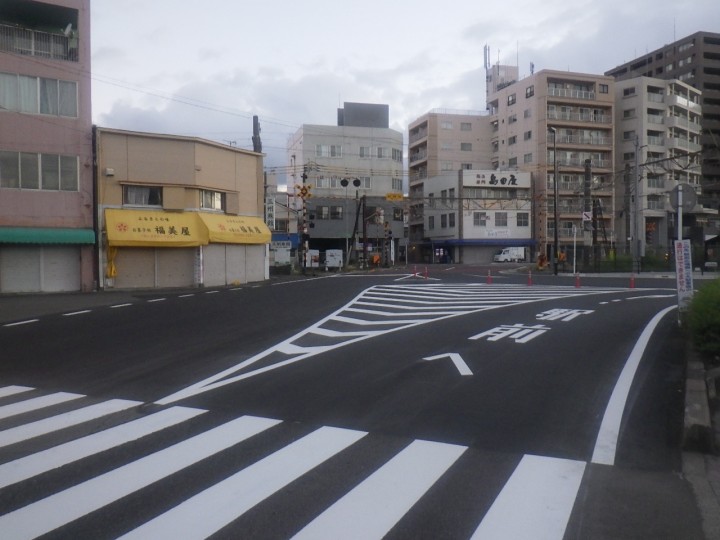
(0, 227), (95, 245)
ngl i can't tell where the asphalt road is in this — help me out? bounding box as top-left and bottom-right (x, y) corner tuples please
(0, 269), (706, 539)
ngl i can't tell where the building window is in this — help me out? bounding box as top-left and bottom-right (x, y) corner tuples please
(508, 113), (517, 124)
(359, 177), (371, 189)
(495, 212), (508, 227)
(461, 163), (472, 170)
(392, 177), (403, 191)
(460, 122), (472, 131)
(359, 146), (371, 158)
(392, 148), (403, 162)
(441, 161), (454, 171)
(599, 84), (609, 94)
(428, 215), (435, 230)
(330, 206), (343, 219)
(508, 136), (517, 145)
(623, 130), (636, 140)
(441, 121), (453, 129)
(524, 108), (532, 118)
(0, 72), (78, 118)
(441, 214), (448, 228)
(201, 189), (225, 211)
(507, 93), (516, 106)
(460, 143), (472, 151)
(123, 185), (162, 206)
(508, 157), (517, 167)
(623, 87), (636, 97)
(449, 213), (456, 227)
(473, 212), (487, 227)
(623, 108), (635, 119)
(393, 207), (403, 221)
(523, 153), (533, 164)
(623, 152), (635, 161)
(0, 151), (78, 191)
(524, 130), (532, 140)
(525, 85), (534, 98)
(331, 145), (342, 157)
(517, 212), (529, 227)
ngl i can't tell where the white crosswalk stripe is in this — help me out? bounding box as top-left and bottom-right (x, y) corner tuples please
(0, 385), (586, 540)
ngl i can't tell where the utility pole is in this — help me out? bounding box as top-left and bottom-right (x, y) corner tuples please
(252, 116), (262, 153)
(583, 159), (592, 269)
(624, 164), (631, 256)
(301, 167), (308, 275)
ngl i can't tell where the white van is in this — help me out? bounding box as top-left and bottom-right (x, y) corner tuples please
(493, 247), (526, 262)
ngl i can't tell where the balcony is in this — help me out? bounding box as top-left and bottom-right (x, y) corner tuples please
(409, 128), (428, 144)
(666, 115), (702, 132)
(409, 150), (427, 164)
(0, 23), (78, 62)
(558, 134), (612, 146)
(667, 94), (701, 112)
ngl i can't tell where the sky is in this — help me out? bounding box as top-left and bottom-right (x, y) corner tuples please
(90, 0), (718, 180)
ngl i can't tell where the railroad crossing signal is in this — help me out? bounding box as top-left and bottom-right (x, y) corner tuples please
(295, 184), (312, 199)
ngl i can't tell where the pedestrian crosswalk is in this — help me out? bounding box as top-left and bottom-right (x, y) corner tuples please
(0, 385), (587, 539)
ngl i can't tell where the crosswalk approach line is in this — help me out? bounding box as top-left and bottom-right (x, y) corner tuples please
(470, 454), (586, 540)
(0, 398), (141, 448)
(0, 415), (280, 539)
(0, 392), (84, 420)
(0, 405), (205, 490)
(117, 426), (367, 540)
(292, 439), (467, 540)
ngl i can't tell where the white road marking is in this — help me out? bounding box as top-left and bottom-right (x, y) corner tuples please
(0, 406), (205, 489)
(0, 385), (33, 399)
(471, 454), (586, 540)
(157, 284), (631, 405)
(110, 303), (132, 309)
(0, 415), (279, 539)
(0, 392), (84, 420)
(178, 294), (195, 298)
(3, 319), (39, 327)
(591, 305), (677, 465)
(0, 398), (141, 448)
(119, 426), (366, 540)
(147, 298), (166, 303)
(423, 353), (473, 376)
(63, 310), (91, 317)
(293, 439), (466, 540)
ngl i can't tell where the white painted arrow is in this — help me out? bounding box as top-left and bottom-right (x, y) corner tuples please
(422, 353), (473, 376)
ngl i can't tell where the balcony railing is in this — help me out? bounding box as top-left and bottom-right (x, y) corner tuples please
(0, 23), (78, 61)
(558, 135), (612, 146)
(547, 111), (612, 124)
(548, 87), (596, 100)
(409, 151), (427, 164)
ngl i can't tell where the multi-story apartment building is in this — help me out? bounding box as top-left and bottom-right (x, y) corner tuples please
(614, 77), (708, 259)
(0, 0), (94, 292)
(407, 109), (491, 263)
(606, 31), (720, 205)
(487, 69), (616, 264)
(96, 128), (270, 289)
(287, 103), (405, 266)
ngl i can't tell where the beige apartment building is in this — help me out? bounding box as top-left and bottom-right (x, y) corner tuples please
(408, 109), (492, 262)
(614, 77), (711, 260)
(96, 128), (270, 289)
(0, 0), (94, 292)
(487, 69), (616, 264)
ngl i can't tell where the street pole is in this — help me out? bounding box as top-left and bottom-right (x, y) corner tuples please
(549, 127), (559, 276)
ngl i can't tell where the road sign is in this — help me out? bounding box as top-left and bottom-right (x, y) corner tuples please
(582, 212), (591, 222)
(385, 193), (404, 201)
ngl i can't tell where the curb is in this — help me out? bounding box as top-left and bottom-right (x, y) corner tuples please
(684, 358), (715, 453)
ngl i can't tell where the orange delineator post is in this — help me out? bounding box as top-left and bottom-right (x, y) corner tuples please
(630, 273), (635, 288)
(424, 266), (428, 279)
(487, 270), (493, 284)
(575, 273), (580, 288)
(528, 270), (533, 286)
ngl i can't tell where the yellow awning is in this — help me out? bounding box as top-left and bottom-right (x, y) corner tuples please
(198, 213), (271, 244)
(105, 209), (208, 247)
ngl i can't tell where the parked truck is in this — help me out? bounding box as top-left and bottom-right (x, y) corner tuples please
(493, 247), (526, 262)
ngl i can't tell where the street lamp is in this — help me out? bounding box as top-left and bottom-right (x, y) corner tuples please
(549, 127), (559, 275)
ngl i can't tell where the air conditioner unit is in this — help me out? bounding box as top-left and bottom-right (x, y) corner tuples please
(104, 168), (115, 176)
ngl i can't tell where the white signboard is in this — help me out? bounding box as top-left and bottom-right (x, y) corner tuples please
(674, 239), (694, 310)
